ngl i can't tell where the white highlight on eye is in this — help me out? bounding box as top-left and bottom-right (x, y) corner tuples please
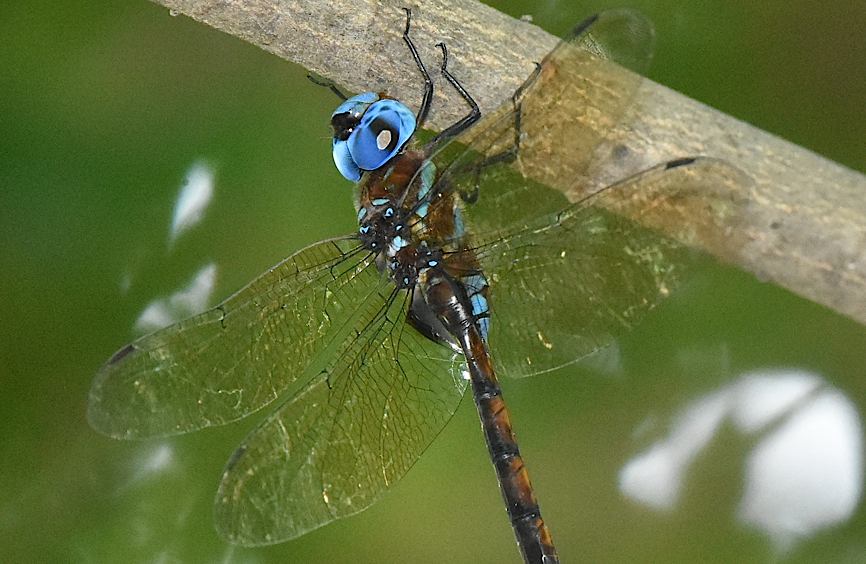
(134, 263), (218, 333)
(376, 129), (392, 150)
(169, 161), (214, 245)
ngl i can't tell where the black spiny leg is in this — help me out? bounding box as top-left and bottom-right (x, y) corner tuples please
(305, 73), (349, 101)
(403, 8), (434, 128)
(475, 61), (542, 171)
(456, 61), (543, 202)
(428, 41), (481, 146)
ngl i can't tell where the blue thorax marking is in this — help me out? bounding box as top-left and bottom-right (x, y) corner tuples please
(453, 205), (466, 239)
(415, 160), (436, 219)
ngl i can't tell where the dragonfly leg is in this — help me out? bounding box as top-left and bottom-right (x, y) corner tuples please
(479, 61), (543, 168)
(305, 72), (349, 101)
(510, 61), (542, 156)
(402, 8), (434, 128)
(428, 41), (481, 146)
(453, 62), (544, 204)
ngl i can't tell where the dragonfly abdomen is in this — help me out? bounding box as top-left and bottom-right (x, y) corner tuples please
(422, 269), (558, 563)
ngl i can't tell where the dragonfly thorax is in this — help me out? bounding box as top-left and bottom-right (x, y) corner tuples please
(387, 244), (443, 289)
(357, 198), (403, 252)
(358, 202), (443, 290)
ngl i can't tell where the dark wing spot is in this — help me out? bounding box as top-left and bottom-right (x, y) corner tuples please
(108, 343), (137, 365)
(665, 157), (697, 169)
(223, 444), (248, 473)
(571, 13), (600, 37)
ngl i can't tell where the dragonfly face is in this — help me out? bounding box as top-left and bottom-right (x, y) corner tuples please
(88, 7), (751, 560)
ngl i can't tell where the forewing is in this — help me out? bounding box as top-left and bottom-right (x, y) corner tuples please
(87, 237), (384, 439)
(475, 158), (753, 377)
(214, 287), (466, 545)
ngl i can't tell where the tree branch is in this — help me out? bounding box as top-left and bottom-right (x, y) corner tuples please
(152, 0), (866, 327)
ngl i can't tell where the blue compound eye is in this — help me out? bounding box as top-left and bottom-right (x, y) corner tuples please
(331, 91), (379, 119)
(332, 97), (416, 182)
(348, 99), (416, 170)
(333, 139), (361, 182)
(331, 92), (380, 182)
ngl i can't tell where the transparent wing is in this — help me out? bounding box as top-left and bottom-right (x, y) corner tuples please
(87, 237), (387, 439)
(214, 286), (466, 545)
(473, 157), (753, 377)
(414, 10), (753, 376)
(422, 9), (656, 236)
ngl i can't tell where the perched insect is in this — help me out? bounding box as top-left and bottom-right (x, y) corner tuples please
(88, 8), (749, 563)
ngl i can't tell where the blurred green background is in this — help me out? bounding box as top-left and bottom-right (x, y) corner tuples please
(2, 1), (865, 562)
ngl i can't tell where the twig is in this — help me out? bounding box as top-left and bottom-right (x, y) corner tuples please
(151, 0), (866, 327)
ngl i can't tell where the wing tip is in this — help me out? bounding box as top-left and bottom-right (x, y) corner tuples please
(571, 13), (600, 38)
(107, 342), (138, 366)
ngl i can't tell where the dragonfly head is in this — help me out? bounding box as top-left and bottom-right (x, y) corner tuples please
(330, 92), (416, 182)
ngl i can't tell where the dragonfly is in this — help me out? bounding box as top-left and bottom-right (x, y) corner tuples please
(88, 8), (749, 563)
